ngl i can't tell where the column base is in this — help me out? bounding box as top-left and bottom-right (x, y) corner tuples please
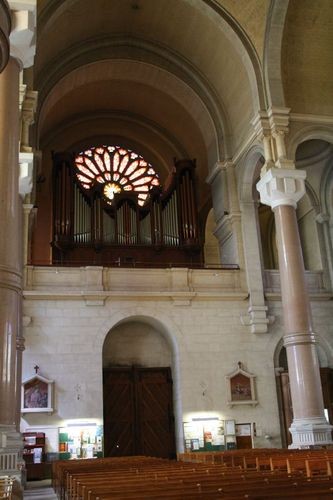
(0, 425), (24, 499)
(289, 417), (333, 449)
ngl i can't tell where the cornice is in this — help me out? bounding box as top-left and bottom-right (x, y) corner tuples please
(23, 290), (248, 302)
(290, 113), (333, 125)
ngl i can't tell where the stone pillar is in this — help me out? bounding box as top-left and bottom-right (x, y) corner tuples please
(0, 1), (11, 73)
(257, 168), (332, 447)
(207, 161), (245, 271)
(0, 2), (36, 490)
(0, 54), (24, 481)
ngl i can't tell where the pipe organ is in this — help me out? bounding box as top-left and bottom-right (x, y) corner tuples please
(52, 153), (202, 266)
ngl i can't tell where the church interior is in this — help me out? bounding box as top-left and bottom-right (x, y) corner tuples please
(0, 0), (333, 497)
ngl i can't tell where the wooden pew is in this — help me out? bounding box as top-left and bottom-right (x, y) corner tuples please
(0, 476), (13, 500)
(54, 452), (333, 500)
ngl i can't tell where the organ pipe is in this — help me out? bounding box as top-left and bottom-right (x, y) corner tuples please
(53, 154), (199, 256)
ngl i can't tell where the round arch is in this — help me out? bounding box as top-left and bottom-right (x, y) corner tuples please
(238, 143), (265, 203)
(263, 0), (289, 107)
(287, 125), (333, 161)
(97, 308), (185, 453)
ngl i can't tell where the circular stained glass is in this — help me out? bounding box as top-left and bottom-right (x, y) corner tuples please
(74, 145), (160, 205)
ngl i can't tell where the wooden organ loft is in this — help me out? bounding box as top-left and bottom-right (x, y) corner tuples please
(52, 146), (202, 267)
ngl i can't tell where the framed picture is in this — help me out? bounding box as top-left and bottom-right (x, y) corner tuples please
(21, 374), (54, 414)
(226, 363), (258, 407)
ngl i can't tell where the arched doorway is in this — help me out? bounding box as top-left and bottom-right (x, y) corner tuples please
(102, 319), (176, 458)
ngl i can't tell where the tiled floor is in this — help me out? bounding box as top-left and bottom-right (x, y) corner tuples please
(24, 480), (57, 499)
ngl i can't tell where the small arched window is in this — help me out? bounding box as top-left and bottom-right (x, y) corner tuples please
(74, 145), (160, 205)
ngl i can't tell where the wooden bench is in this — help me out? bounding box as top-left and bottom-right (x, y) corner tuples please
(0, 476), (13, 500)
(54, 452), (333, 500)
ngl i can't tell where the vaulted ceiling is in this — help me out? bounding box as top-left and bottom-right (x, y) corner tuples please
(33, 0), (333, 208)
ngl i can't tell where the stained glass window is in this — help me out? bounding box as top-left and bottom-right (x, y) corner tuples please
(74, 145), (160, 205)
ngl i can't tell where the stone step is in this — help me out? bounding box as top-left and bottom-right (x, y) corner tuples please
(24, 487), (57, 499)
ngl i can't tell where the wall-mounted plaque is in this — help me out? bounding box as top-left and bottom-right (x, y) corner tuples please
(226, 362), (258, 407)
(21, 372), (54, 414)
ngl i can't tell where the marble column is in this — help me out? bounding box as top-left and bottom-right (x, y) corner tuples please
(257, 168), (332, 447)
(0, 3), (36, 490)
(0, 55), (24, 474)
(0, 1), (11, 73)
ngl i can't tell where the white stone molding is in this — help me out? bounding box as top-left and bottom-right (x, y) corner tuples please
(240, 305), (274, 334)
(283, 332), (317, 347)
(257, 168), (306, 209)
(289, 417), (333, 449)
(9, 0), (36, 68)
(0, 426), (24, 491)
(252, 108), (292, 172)
(19, 151), (33, 197)
(290, 113), (333, 125)
(267, 106), (290, 135)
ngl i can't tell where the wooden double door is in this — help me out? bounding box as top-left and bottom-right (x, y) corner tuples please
(103, 366), (176, 459)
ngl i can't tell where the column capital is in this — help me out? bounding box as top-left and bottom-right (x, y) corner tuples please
(251, 111), (271, 140)
(256, 167), (306, 209)
(0, 1), (11, 72)
(9, 1), (36, 69)
(267, 106), (291, 135)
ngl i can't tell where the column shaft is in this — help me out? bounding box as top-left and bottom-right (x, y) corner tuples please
(0, 57), (21, 427)
(274, 205), (325, 421)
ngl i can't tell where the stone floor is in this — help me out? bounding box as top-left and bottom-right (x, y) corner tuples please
(24, 480), (57, 499)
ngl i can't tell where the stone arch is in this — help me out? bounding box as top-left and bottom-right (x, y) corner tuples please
(36, 58), (221, 176)
(35, 0), (268, 160)
(287, 125), (333, 161)
(36, 45), (224, 163)
(98, 308), (185, 453)
(238, 144), (265, 204)
(290, 132), (333, 283)
(263, 0), (289, 107)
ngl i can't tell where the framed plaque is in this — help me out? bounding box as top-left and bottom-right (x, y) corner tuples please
(21, 373), (54, 414)
(226, 362), (258, 407)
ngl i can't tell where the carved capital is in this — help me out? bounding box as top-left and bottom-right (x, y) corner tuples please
(267, 106), (291, 135)
(251, 111), (271, 140)
(256, 168), (306, 209)
(9, 1), (36, 69)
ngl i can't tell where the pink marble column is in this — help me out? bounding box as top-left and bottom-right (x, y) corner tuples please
(0, 57), (21, 428)
(257, 168), (332, 447)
